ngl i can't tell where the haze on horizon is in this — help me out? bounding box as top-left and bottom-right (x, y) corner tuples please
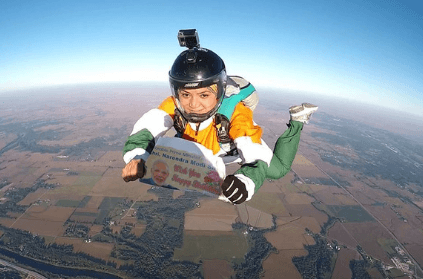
(1, 0), (422, 116)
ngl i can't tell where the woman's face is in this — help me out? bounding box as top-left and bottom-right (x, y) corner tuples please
(178, 87), (218, 115)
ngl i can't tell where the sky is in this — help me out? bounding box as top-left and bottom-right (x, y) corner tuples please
(1, 0), (422, 116)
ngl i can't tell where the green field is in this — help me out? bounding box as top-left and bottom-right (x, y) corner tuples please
(327, 205), (374, 222)
(377, 238), (398, 254)
(174, 232), (249, 263)
(55, 199), (82, 207)
(78, 196), (92, 208)
(94, 197), (125, 224)
(49, 171), (102, 196)
(72, 211), (98, 217)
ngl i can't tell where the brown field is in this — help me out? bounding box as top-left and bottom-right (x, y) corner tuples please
(292, 154), (315, 166)
(278, 216), (321, 235)
(349, 188), (381, 205)
(280, 183), (301, 194)
(202, 259), (234, 279)
(185, 230), (235, 237)
(23, 205), (75, 222)
(292, 165), (328, 178)
(90, 167), (157, 201)
(85, 196), (105, 209)
(0, 217), (15, 227)
(185, 199), (238, 231)
(96, 151), (125, 168)
(284, 193), (315, 205)
(88, 224), (104, 236)
(265, 222), (315, 250)
(0, 133), (17, 150)
(7, 212), (22, 218)
(0, 183), (15, 194)
(185, 214), (236, 232)
(46, 175), (80, 187)
(247, 192), (290, 216)
(172, 190), (185, 199)
(131, 223), (146, 237)
(236, 204), (274, 229)
(18, 188), (49, 206)
(293, 183), (314, 194)
(41, 192), (85, 206)
(328, 222), (359, 248)
(111, 225), (122, 234)
(331, 248), (360, 279)
(282, 204), (328, 228)
(258, 181), (285, 193)
(8, 205), (74, 236)
(11, 219), (66, 236)
(262, 249), (308, 279)
(406, 244), (423, 271)
(55, 237), (114, 261)
(333, 193), (359, 206)
(343, 222), (392, 262)
(313, 188), (358, 206)
(364, 204), (399, 223)
(308, 183), (331, 192)
(46, 174), (102, 198)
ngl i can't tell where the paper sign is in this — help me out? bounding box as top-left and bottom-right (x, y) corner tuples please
(140, 137), (226, 196)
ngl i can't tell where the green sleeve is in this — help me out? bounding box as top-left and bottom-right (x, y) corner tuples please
(122, 128), (155, 157)
(235, 160), (268, 192)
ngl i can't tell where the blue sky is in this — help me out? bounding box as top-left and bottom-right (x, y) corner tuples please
(1, 0), (422, 116)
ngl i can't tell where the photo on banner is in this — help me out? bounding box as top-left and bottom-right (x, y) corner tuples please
(140, 137), (226, 196)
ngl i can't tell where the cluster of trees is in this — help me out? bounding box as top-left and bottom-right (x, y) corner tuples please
(0, 179), (55, 218)
(0, 179), (10, 190)
(64, 223), (89, 238)
(0, 265), (22, 279)
(232, 217), (278, 278)
(292, 234), (337, 279)
(349, 259), (372, 279)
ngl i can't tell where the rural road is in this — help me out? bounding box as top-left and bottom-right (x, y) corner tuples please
(0, 258), (48, 279)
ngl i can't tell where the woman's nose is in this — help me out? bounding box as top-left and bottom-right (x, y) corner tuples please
(189, 96), (200, 108)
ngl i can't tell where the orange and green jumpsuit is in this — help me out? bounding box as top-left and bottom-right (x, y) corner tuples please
(123, 96), (303, 201)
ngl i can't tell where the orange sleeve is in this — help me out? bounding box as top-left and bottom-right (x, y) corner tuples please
(229, 103), (262, 144)
(158, 96), (177, 119)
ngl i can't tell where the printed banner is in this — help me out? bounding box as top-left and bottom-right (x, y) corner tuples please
(140, 137), (226, 196)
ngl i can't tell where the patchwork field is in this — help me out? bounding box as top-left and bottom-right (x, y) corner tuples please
(262, 250), (308, 279)
(1, 89), (422, 278)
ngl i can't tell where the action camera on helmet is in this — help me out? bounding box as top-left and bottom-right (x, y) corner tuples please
(178, 29), (200, 49)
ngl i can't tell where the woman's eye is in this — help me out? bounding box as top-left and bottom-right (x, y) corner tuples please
(200, 94), (209, 98)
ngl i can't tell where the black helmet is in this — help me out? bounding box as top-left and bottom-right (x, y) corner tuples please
(169, 47), (227, 123)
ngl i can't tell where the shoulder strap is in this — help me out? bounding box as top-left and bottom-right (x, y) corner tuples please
(215, 113), (231, 144)
(173, 108), (187, 138)
(215, 113), (238, 155)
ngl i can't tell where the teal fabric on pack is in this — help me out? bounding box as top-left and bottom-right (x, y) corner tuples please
(218, 84), (256, 120)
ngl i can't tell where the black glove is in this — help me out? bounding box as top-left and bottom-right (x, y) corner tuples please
(221, 175), (248, 204)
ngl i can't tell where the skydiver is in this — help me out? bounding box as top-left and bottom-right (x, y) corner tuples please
(121, 29), (318, 204)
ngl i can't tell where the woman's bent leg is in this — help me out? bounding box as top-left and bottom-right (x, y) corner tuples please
(266, 121), (303, 180)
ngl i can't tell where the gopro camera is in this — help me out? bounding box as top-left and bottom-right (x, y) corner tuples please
(178, 29), (200, 49)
